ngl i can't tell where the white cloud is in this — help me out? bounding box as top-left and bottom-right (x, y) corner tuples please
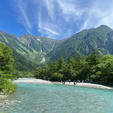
(17, 0), (32, 33)
(56, 0), (85, 22)
(38, 23), (60, 39)
(42, 27), (59, 35)
(57, 1), (82, 16)
(37, 11), (59, 38)
(80, 0), (113, 30)
(13, 0), (113, 39)
(97, 12), (113, 28)
(44, 0), (55, 20)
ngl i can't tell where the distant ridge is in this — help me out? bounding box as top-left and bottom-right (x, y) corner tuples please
(0, 25), (113, 69)
(48, 25), (113, 60)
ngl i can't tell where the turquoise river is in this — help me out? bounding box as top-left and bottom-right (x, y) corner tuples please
(0, 83), (113, 113)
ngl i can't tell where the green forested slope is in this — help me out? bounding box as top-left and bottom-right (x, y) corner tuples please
(0, 32), (59, 70)
(48, 25), (113, 60)
(34, 49), (113, 86)
(0, 25), (113, 71)
(19, 34), (59, 54)
(0, 31), (38, 71)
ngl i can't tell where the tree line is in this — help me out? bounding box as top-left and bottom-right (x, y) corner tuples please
(0, 43), (34, 94)
(0, 42), (113, 95)
(0, 44), (16, 94)
(33, 49), (113, 86)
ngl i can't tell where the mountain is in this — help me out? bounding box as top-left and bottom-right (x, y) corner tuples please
(19, 34), (59, 53)
(0, 32), (59, 70)
(18, 34), (59, 63)
(0, 25), (113, 70)
(48, 25), (113, 60)
(0, 31), (36, 71)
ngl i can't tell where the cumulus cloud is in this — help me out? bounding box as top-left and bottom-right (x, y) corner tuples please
(13, 0), (113, 39)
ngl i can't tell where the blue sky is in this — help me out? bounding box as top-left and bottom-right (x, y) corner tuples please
(0, 0), (113, 39)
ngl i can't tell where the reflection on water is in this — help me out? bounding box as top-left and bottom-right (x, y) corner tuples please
(0, 83), (113, 113)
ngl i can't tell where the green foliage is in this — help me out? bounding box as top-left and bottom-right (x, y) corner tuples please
(86, 49), (101, 66)
(13, 51), (37, 71)
(50, 73), (63, 81)
(0, 44), (14, 73)
(13, 71), (34, 78)
(1, 25), (113, 72)
(96, 55), (113, 85)
(34, 49), (113, 86)
(49, 25), (113, 60)
(1, 26), (113, 87)
(0, 71), (15, 80)
(0, 78), (16, 94)
(0, 32), (58, 71)
(0, 44), (16, 94)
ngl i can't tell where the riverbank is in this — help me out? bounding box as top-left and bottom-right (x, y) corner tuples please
(13, 78), (52, 84)
(0, 93), (7, 100)
(13, 78), (113, 90)
(0, 95), (7, 99)
(54, 82), (112, 90)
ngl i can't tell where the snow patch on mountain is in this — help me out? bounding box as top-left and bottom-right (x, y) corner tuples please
(40, 57), (46, 63)
(37, 38), (41, 42)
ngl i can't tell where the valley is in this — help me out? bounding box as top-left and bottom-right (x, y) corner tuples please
(0, 25), (113, 71)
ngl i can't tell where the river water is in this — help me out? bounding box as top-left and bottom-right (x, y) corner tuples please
(0, 83), (113, 113)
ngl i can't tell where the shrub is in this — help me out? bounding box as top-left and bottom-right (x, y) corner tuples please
(0, 78), (16, 94)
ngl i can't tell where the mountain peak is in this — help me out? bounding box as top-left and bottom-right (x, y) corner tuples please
(0, 31), (7, 35)
(97, 25), (112, 30)
(20, 34), (33, 37)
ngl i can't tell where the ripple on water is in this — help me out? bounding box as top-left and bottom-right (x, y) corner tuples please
(0, 83), (113, 113)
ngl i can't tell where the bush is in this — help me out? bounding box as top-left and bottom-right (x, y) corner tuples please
(0, 78), (16, 94)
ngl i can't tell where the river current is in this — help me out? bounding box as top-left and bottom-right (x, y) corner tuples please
(0, 83), (113, 113)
